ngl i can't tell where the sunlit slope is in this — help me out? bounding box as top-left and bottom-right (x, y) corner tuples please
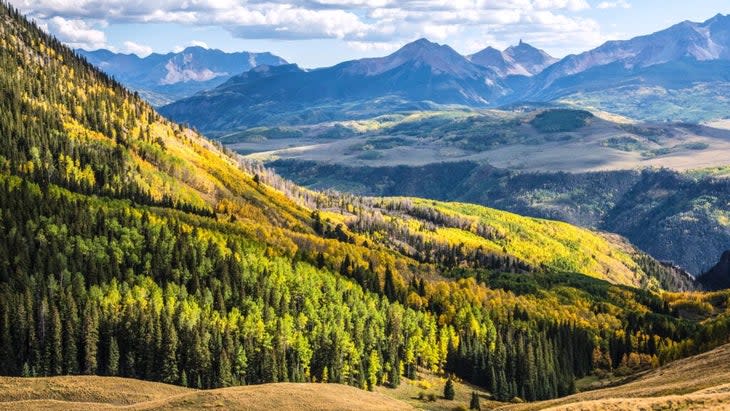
(0, 4), (310, 232)
(419, 200), (666, 288)
(335, 197), (693, 290)
(0, 377), (411, 410)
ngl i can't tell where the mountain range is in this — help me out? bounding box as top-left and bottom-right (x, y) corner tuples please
(77, 46), (287, 105)
(159, 39), (509, 132)
(516, 13), (730, 101)
(152, 13), (730, 131)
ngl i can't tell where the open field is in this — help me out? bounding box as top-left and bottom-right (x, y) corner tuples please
(0, 378), (412, 410)
(230, 109), (730, 173)
(501, 342), (730, 410)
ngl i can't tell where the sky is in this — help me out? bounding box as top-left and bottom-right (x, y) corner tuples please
(10, 0), (730, 68)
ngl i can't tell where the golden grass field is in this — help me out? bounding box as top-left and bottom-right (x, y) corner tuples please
(2, 343), (730, 410)
(0, 378), (411, 410)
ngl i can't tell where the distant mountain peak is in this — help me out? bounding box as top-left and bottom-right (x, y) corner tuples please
(390, 38), (460, 60)
(343, 37), (484, 78)
(469, 41), (556, 77)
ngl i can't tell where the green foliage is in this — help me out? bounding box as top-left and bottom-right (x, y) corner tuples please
(530, 109), (593, 133)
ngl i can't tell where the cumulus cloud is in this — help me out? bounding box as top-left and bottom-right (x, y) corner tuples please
(597, 0), (631, 9)
(122, 40), (153, 57)
(10, 0), (608, 56)
(44, 16), (107, 49)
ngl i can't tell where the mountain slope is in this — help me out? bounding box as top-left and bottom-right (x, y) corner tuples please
(0, 2), (724, 406)
(469, 41), (557, 77)
(78, 47), (287, 105)
(160, 39), (506, 132)
(697, 251), (730, 290)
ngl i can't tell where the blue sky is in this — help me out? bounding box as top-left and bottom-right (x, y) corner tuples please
(11, 0), (730, 68)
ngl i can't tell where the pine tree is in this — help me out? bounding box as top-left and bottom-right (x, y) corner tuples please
(82, 304), (99, 374)
(384, 266), (397, 301)
(108, 336), (119, 376)
(444, 376), (455, 400)
(62, 293), (79, 374)
(49, 304), (63, 375)
(161, 312), (179, 384)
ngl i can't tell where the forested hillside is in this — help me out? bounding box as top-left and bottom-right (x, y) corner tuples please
(273, 160), (730, 277)
(0, 1), (728, 405)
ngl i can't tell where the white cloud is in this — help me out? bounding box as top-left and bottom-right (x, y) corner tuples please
(122, 40), (153, 57)
(45, 16), (106, 49)
(189, 40), (209, 48)
(597, 1), (631, 9)
(533, 0), (590, 11)
(10, 0), (609, 57)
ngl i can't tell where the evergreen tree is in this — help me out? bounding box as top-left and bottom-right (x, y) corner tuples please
(82, 304), (99, 375)
(160, 312), (179, 384)
(444, 376), (455, 400)
(49, 304), (63, 375)
(108, 336), (119, 376)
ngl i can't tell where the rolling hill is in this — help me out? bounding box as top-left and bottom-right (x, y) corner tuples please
(0, 377), (411, 410)
(1, 1), (729, 409)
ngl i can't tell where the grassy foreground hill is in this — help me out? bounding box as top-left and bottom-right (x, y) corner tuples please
(0, 377), (410, 410)
(0, 1), (727, 407)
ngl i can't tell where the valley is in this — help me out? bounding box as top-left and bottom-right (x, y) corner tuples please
(233, 108), (730, 172)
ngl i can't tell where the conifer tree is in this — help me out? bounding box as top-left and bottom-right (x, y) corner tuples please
(161, 312), (179, 384)
(82, 304), (99, 375)
(444, 376), (455, 400)
(108, 336), (119, 376)
(49, 304), (63, 375)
